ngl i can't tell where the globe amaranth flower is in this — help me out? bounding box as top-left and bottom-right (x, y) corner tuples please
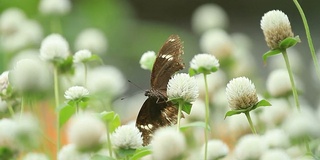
(201, 139), (229, 159)
(67, 113), (106, 151)
(234, 134), (268, 160)
(39, 0), (71, 16)
(73, 49), (92, 63)
(139, 51), (156, 71)
(58, 144), (91, 160)
(22, 152), (49, 160)
(64, 86), (89, 100)
(266, 69), (293, 97)
(260, 10), (294, 49)
(226, 77), (258, 110)
(190, 53), (219, 75)
(260, 149), (291, 160)
(151, 127), (186, 160)
(40, 33), (70, 61)
(75, 28), (107, 55)
(0, 71), (9, 93)
(111, 125), (143, 149)
(167, 73), (199, 104)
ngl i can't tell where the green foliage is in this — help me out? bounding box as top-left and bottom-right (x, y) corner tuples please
(180, 121), (211, 131)
(189, 66), (219, 76)
(224, 99), (271, 118)
(100, 111), (121, 133)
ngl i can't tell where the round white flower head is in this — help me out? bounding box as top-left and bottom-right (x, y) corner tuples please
(190, 53), (219, 72)
(234, 134), (268, 160)
(200, 29), (233, 59)
(139, 51), (156, 71)
(263, 129), (290, 149)
(39, 0), (71, 15)
(260, 10), (294, 49)
(259, 98), (290, 128)
(167, 73), (199, 103)
(22, 152), (49, 160)
(40, 33), (70, 61)
(75, 28), (107, 55)
(0, 71), (9, 93)
(260, 149), (291, 160)
(151, 127), (186, 160)
(0, 8), (26, 35)
(200, 139), (229, 159)
(191, 3), (228, 34)
(87, 66), (127, 98)
(266, 69), (299, 97)
(67, 113), (106, 151)
(73, 49), (92, 63)
(10, 59), (51, 93)
(64, 86), (89, 100)
(111, 125), (143, 149)
(58, 144), (91, 160)
(226, 77), (258, 110)
(0, 118), (17, 151)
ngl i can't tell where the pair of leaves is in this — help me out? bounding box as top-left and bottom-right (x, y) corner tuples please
(224, 99), (271, 118)
(263, 36), (300, 63)
(189, 66), (218, 76)
(100, 111), (121, 133)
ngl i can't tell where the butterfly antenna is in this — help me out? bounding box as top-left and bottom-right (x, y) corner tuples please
(127, 80), (145, 91)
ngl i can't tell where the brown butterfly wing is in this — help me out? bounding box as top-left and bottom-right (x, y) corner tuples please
(136, 97), (178, 145)
(136, 35), (185, 146)
(150, 34), (185, 95)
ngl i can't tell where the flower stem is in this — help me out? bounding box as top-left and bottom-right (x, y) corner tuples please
(177, 102), (183, 131)
(203, 74), (210, 160)
(106, 125), (113, 158)
(7, 104), (15, 117)
(244, 112), (257, 134)
(84, 63), (88, 87)
(293, 0), (320, 81)
(20, 96), (24, 118)
(282, 50), (300, 111)
(53, 66), (61, 154)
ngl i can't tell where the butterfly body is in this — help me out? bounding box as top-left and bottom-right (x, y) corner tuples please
(136, 35), (184, 145)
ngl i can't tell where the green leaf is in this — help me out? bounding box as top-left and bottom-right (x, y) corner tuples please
(57, 56), (74, 75)
(90, 155), (116, 160)
(279, 36), (301, 50)
(224, 110), (243, 119)
(131, 147), (152, 160)
(180, 121), (210, 131)
(262, 49), (281, 63)
(181, 102), (192, 114)
(189, 68), (197, 76)
(117, 148), (136, 158)
(87, 55), (104, 64)
(100, 111), (121, 132)
(252, 99), (272, 110)
(59, 104), (76, 127)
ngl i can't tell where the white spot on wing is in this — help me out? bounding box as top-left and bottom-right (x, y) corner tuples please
(168, 38), (176, 42)
(161, 54), (173, 61)
(148, 124), (153, 129)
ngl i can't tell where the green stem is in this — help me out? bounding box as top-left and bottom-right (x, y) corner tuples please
(53, 67), (61, 154)
(106, 125), (113, 158)
(293, 0), (320, 81)
(203, 74), (210, 160)
(84, 63), (88, 87)
(244, 112), (257, 134)
(7, 104), (15, 117)
(282, 50), (300, 111)
(20, 96), (24, 118)
(177, 102), (182, 131)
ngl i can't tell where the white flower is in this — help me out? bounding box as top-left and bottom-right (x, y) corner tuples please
(190, 53), (219, 71)
(201, 139), (229, 159)
(260, 149), (291, 160)
(64, 86), (89, 100)
(87, 66), (127, 98)
(0, 118), (17, 150)
(226, 77), (258, 110)
(0, 8), (26, 35)
(259, 98), (290, 128)
(58, 144), (91, 160)
(40, 34), (70, 61)
(75, 28), (107, 55)
(23, 152), (49, 160)
(199, 29), (233, 59)
(263, 129), (290, 149)
(191, 4), (228, 34)
(260, 10), (294, 49)
(266, 69), (299, 97)
(167, 73), (199, 103)
(151, 127), (186, 160)
(73, 49), (92, 63)
(67, 113), (106, 151)
(10, 59), (51, 93)
(111, 125), (143, 149)
(234, 134), (268, 160)
(39, 0), (71, 15)
(188, 99), (205, 121)
(139, 51), (156, 70)
(0, 71), (9, 93)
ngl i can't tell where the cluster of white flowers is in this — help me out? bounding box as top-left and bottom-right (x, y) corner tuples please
(190, 53), (220, 71)
(111, 125), (143, 149)
(40, 34), (70, 61)
(64, 86), (89, 100)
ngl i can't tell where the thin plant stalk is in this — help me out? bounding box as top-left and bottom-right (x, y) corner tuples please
(282, 50), (300, 111)
(84, 63), (88, 87)
(203, 74), (210, 160)
(20, 96), (24, 118)
(293, 0), (320, 81)
(8, 104), (15, 117)
(177, 102), (183, 131)
(106, 125), (113, 158)
(244, 112), (257, 134)
(53, 66), (61, 154)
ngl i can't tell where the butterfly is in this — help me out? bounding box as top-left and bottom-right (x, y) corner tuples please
(136, 35), (185, 146)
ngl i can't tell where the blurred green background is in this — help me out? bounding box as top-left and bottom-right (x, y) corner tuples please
(0, 0), (319, 104)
